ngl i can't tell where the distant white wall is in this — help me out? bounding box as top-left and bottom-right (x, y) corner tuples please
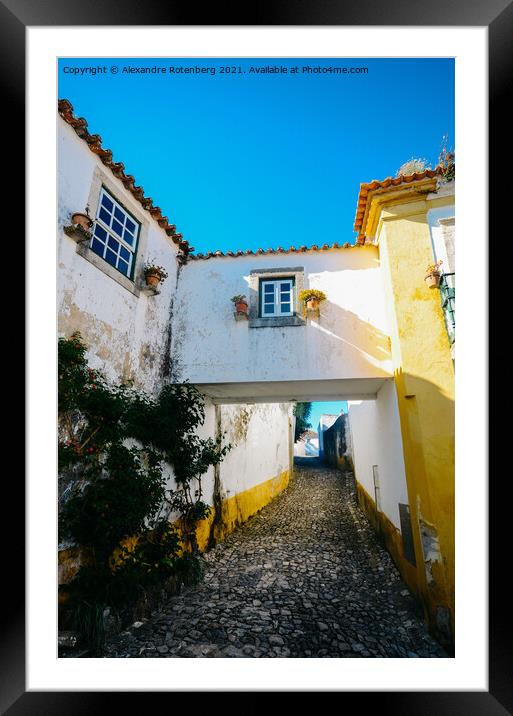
(348, 379), (408, 530)
(172, 249), (392, 387)
(217, 403), (293, 501)
(318, 414), (339, 455)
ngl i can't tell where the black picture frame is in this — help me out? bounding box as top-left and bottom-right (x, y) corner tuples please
(8, 0), (506, 712)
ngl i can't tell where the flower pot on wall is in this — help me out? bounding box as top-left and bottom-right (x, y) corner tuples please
(235, 301), (248, 314)
(305, 297), (320, 311)
(71, 212), (92, 230)
(145, 272), (162, 287)
(425, 272), (441, 289)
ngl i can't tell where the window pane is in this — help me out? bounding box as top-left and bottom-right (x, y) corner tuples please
(263, 304), (274, 314)
(114, 206), (125, 222)
(94, 224), (107, 241)
(264, 294), (274, 304)
(105, 249), (117, 267)
(119, 245), (130, 261)
(280, 282), (292, 293)
(125, 218), (136, 233)
(101, 194), (114, 212)
(118, 259), (130, 276)
(264, 283), (274, 294)
(280, 291), (290, 301)
(107, 235), (119, 252)
(99, 207), (112, 225)
(123, 229), (135, 246)
(281, 303), (291, 313)
(112, 219), (124, 237)
(90, 237), (105, 257)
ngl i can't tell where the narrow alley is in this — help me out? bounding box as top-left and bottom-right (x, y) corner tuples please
(105, 459), (446, 658)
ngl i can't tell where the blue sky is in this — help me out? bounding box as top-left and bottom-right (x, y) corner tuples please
(309, 402), (347, 433)
(59, 58), (453, 424)
(58, 58), (454, 255)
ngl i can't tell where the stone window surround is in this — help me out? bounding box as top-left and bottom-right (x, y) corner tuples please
(248, 267), (306, 328)
(73, 166), (152, 297)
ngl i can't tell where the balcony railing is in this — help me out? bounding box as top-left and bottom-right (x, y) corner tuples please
(439, 272), (455, 344)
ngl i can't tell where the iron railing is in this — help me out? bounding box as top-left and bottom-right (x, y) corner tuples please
(439, 272), (455, 344)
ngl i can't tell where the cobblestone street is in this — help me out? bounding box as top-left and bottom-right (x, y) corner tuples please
(105, 458), (446, 658)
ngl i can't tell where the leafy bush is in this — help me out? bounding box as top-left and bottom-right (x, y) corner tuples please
(58, 332), (231, 653)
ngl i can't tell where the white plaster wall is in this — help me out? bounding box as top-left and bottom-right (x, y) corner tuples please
(428, 198), (455, 274)
(58, 118), (178, 393)
(172, 249), (392, 386)
(218, 403), (292, 501)
(348, 379), (408, 530)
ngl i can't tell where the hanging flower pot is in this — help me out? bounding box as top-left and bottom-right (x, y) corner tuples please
(71, 212), (92, 230)
(424, 260), (443, 289)
(145, 271), (162, 287)
(231, 295), (249, 315)
(305, 297), (320, 311)
(299, 288), (327, 314)
(143, 260), (169, 289)
(424, 272), (441, 288)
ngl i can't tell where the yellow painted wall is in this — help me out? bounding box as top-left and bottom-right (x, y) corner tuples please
(59, 468), (291, 594)
(355, 482), (418, 596)
(376, 192), (455, 650)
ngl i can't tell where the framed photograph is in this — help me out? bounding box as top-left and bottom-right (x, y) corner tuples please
(8, 0), (506, 711)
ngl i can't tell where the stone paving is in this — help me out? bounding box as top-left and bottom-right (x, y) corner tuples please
(104, 458), (446, 658)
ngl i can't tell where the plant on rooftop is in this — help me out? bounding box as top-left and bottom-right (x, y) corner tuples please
(58, 332), (231, 654)
(436, 134), (455, 183)
(396, 157), (431, 177)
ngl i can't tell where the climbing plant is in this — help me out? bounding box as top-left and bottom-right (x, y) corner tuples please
(58, 332), (231, 653)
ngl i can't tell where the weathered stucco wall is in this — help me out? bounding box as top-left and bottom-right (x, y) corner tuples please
(58, 118), (179, 393)
(172, 248), (392, 387)
(348, 381), (408, 531)
(58, 116), (295, 581)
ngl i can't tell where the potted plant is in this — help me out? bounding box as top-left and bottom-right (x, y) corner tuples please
(143, 260), (169, 287)
(424, 260), (443, 289)
(231, 295), (249, 314)
(299, 288), (327, 311)
(71, 207), (92, 230)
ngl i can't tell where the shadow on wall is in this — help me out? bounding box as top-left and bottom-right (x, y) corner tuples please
(307, 300), (392, 374)
(322, 413), (353, 471)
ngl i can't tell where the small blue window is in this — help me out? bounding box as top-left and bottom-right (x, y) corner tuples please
(92, 188), (140, 280)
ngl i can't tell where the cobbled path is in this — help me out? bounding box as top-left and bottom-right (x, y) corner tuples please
(105, 458), (446, 658)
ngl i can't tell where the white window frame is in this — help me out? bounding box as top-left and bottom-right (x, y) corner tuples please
(90, 187), (140, 279)
(260, 278), (294, 317)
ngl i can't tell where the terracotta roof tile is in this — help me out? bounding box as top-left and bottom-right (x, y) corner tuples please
(189, 242), (355, 261)
(58, 99), (190, 260)
(353, 168), (442, 244)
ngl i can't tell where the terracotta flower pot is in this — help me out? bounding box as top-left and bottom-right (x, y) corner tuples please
(425, 272), (441, 289)
(306, 297), (320, 310)
(72, 212), (92, 229)
(145, 272), (162, 287)
(235, 301), (248, 313)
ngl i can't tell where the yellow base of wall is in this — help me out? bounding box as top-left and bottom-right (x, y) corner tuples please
(58, 468), (292, 594)
(355, 482), (419, 597)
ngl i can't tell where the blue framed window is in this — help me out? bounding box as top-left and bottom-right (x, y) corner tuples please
(90, 188), (140, 278)
(260, 278), (294, 317)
